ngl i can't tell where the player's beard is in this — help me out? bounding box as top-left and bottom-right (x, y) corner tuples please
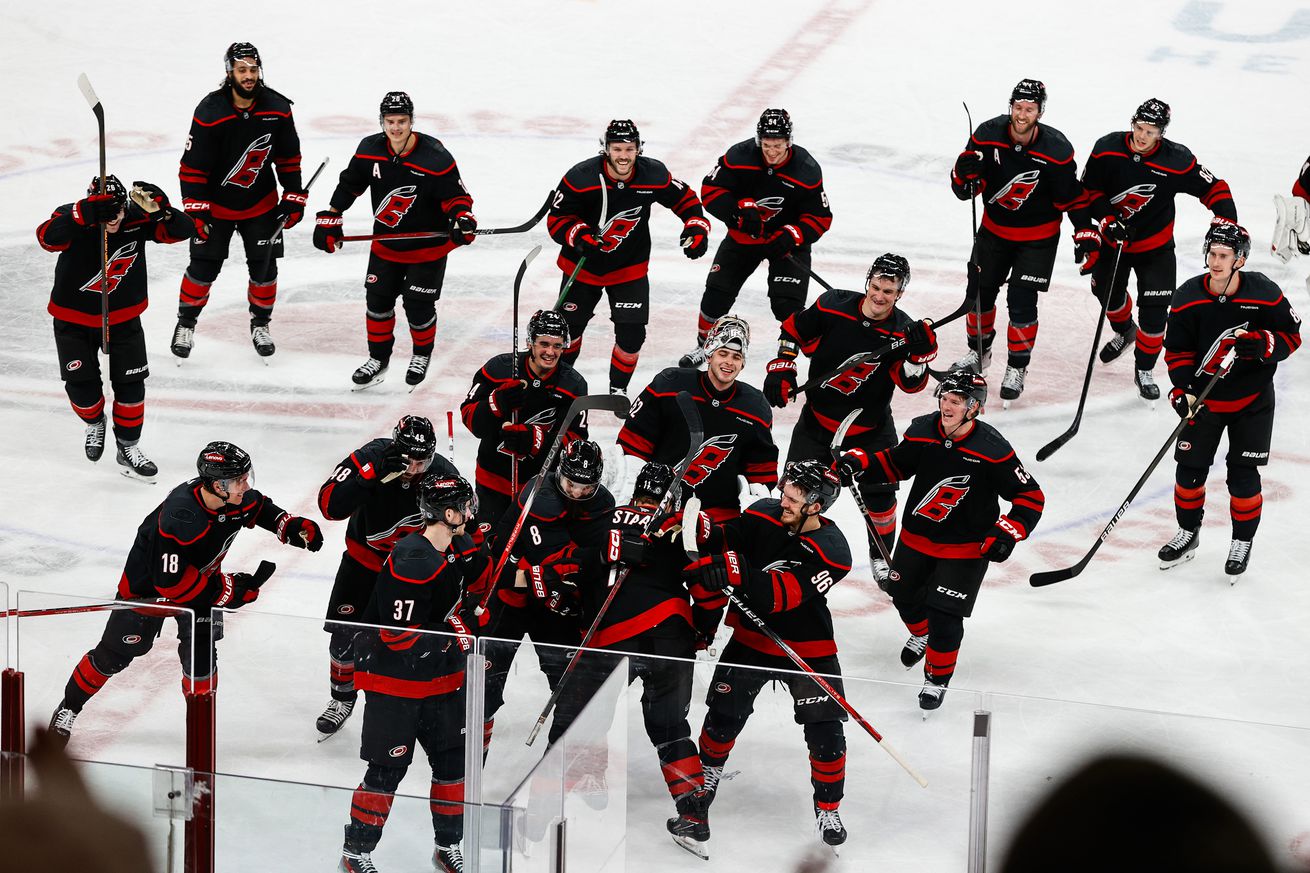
(230, 77), (261, 99)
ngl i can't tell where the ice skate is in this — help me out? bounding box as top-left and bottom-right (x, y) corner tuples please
(1135, 369), (1160, 403)
(116, 442), (158, 483)
(84, 417), (107, 462)
(949, 346), (991, 374)
(667, 789), (710, 860)
(1158, 527), (1200, 570)
(1099, 318), (1137, 363)
(48, 701), (78, 747)
(871, 556), (891, 592)
(815, 805), (847, 854)
(351, 358), (388, 391)
(316, 698), (355, 740)
(999, 365), (1026, 407)
(919, 676), (948, 717)
(170, 319), (195, 361)
(405, 354), (430, 390)
(1224, 539), (1252, 582)
(433, 843), (464, 873)
(678, 344), (707, 369)
(250, 320), (275, 359)
(900, 633), (928, 668)
(339, 849), (379, 873)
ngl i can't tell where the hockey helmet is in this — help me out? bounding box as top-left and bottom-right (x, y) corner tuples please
(633, 461), (676, 507)
(197, 441), (253, 484)
(601, 119), (643, 154)
(1009, 78), (1046, 114)
(418, 473), (476, 524)
(557, 439), (603, 500)
(1132, 98), (1171, 133)
(935, 370), (988, 414)
(87, 174), (128, 211)
(782, 459), (841, 513)
(379, 91), (414, 121)
(865, 253), (911, 292)
(1203, 221), (1251, 263)
(703, 314), (751, 359)
(527, 309), (571, 348)
(224, 42), (262, 76)
(756, 108), (793, 144)
(393, 415), (436, 462)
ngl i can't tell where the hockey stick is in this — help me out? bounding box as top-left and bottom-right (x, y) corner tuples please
(338, 190), (553, 243)
(556, 174), (609, 310)
(784, 253), (842, 294)
(474, 392), (631, 615)
(257, 157), (329, 277)
(3, 561), (276, 618)
(679, 496), (926, 788)
(828, 409), (896, 579)
(1034, 243), (1126, 462)
(77, 74), (110, 354)
(963, 102), (985, 371)
(1029, 349), (1237, 588)
(510, 245), (544, 495)
(525, 391), (704, 745)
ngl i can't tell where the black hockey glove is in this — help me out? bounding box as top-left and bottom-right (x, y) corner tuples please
(763, 226), (801, 261)
(954, 150), (983, 184)
(379, 443), (409, 478)
(213, 571), (260, 608)
(605, 529), (648, 566)
(72, 194), (120, 226)
(571, 225), (605, 256)
(521, 554), (583, 616)
(448, 210), (478, 246)
(1098, 217), (1129, 246)
(131, 181), (170, 216)
(1073, 227), (1102, 275)
(313, 211), (344, 253)
(833, 448), (871, 485)
(680, 217), (710, 259)
(487, 379), (527, 418)
(903, 320), (938, 364)
(732, 200), (765, 239)
(695, 550), (746, 592)
(276, 189), (309, 229)
(277, 514), (323, 551)
(1234, 329), (1274, 361)
(981, 516), (1024, 563)
(501, 422), (547, 459)
(183, 199), (212, 241)
(1169, 387), (1200, 419)
(763, 357), (799, 408)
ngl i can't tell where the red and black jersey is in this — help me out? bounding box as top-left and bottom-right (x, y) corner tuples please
(950, 115), (1089, 243)
(460, 352), (589, 499)
(863, 415), (1045, 559)
(1081, 132), (1236, 254)
(618, 367), (778, 518)
(691, 499), (851, 660)
(328, 131), (474, 265)
(780, 290), (930, 436)
(356, 531), (487, 699)
(584, 506), (693, 649)
(37, 203), (193, 327)
(317, 438), (460, 573)
(1293, 155), (1310, 201)
(117, 479), (291, 605)
(701, 140), (832, 246)
(1164, 271), (1302, 413)
(547, 155), (704, 285)
(178, 86), (302, 221)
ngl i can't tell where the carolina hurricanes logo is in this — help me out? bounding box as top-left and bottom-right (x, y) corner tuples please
(754, 196), (785, 222)
(366, 512), (426, 552)
(223, 133), (273, 188)
(989, 170), (1041, 211)
(1112, 184), (1157, 218)
(913, 475), (972, 522)
(1196, 322), (1249, 376)
(599, 206), (643, 252)
(823, 360), (880, 395)
(80, 241), (139, 294)
(684, 434), (737, 487)
(374, 185), (418, 228)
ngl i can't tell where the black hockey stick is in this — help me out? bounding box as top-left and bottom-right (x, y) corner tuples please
(1029, 349), (1237, 588)
(474, 392), (631, 615)
(680, 495), (926, 787)
(510, 245), (543, 495)
(963, 102), (985, 371)
(257, 157), (329, 277)
(525, 391), (704, 746)
(77, 74), (110, 354)
(556, 174), (609, 310)
(829, 409), (896, 583)
(1034, 243), (1126, 462)
(784, 253), (843, 294)
(338, 190), (554, 242)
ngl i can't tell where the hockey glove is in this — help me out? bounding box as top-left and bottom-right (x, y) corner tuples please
(954, 150), (984, 184)
(72, 194), (120, 226)
(569, 224), (605, 256)
(763, 226), (802, 261)
(732, 200), (765, 239)
(1073, 227), (1103, 275)
(448, 210), (478, 246)
(277, 514), (323, 551)
(834, 448), (871, 485)
(487, 379), (527, 417)
(379, 443), (409, 478)
(680, 217), (710, 259)
(1234, 329), (1274, 361)
(213, 572), (261, 608)
(980, 516), (1024, 563)
(605, 529), (648, 566)
(501, 422), (548, 459)
(130, 181), (170, 215)
(904, 319), (938, 364)
(1169, 387), (1200, 419)
(697, 550), (746, 592)
(313, 210), (344, 253)
(521, 556), (582, 616)
(1098, 217), (1129, 246)
(763, 357), (799, 408)
(182, 199), (212, 241)
(276, 189), (309, 229)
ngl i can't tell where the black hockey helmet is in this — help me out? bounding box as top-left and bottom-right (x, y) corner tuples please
(1203, 221), (1251, 263)
(1010, 78), (1046, 114)
(557, 439), (604, 499)
(633, 461), (675, 506)
(379, 91), (414, 121)
(782, 459), (841, 513)
(756, 108), (793, 144)
(703, 314), (751, 358)
(393, 414), (436, 461)
(224, 42), (262, 74)
(865, 253), (911, 292)
(197, 441), (252, 483)
(418, 473), (476, 524)
(935, 370), (988, 413)
(527, 309), (571, 347)
(87, 174), (128, 211)
(1132, 98), (1171, 133)
(601, 119), (643, 153)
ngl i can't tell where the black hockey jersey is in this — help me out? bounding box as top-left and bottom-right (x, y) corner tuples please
(864, 415), (1045, 558)
(584, 505), (693, 649)
(701, 140), (832, 246)
(328, 131), (474, 264)
(117, 479), (291, 605)
(951, 115), (1089, 243)
(1082, 132), (1236, 254)
(38, 203), (193, 327)
(618, 367), (778, 517)
(179, 86), (302, 221)
(460, 352), (589, 499)
(691, 499), (851, 660)
(547, 155), (704, 285)
(317, 438), (460, 572)
(780, 290), (930, 436)
(1164, 271), (1302, 413)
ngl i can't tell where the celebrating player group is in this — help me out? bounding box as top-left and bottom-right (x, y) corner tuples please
(39, 40), (1310, 869)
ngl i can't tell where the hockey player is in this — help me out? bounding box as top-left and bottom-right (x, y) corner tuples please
(763, 253), (937, 585)
(1271, 155), (1310, 264)
(682, 460), (852, 851)
(1079, 99), (1237, 400)
(314, 91), (478, 389)
(37, 175), (193, 481)
(338, 474), (487, 873)
(679, 109), (832, 366)
(620, 314), (778, 521)
(47, 442), (323, 745)
(460, 309), (589, 526)
(1159, 223), (1301, 577)
(949, 79), (1091, 402)
(835, 371), (1045, 712)
(546, 119), (709, 395)
(172, 42), (305, 360)
(314, 415), (460, 737)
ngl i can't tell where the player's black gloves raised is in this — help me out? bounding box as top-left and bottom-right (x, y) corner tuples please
(689, 550), (746, 592)
(277, 514), (323, 551)
(313, 211), (343, 253)
(763, 357), (798, 408)
(732, 200), (765, 238)
(72, 194), (120, 226)
(1234, 329), (1274, 361)
(571, 225), (605, 257)
(488, 379), (527, 417)
(904, 320), (938, 364)
(680, 217), (710, 259)
(954, 150), (983, 184)
(131, 181), (171, 217)
(500, 422), (547, 459)
(833, 448), (870, 485)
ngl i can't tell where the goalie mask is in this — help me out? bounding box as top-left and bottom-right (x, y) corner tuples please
(703, 314), (751, 359)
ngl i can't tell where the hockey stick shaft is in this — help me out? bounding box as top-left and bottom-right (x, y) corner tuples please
(258, 158), (329, 275)
(555, 175), (608, 310)
(828, 409), (895, 565)
(1029, 349), (1238, 587)
(77, 74), (110, 353)
(963, 102), (985, 369)
(339, 191), (553, 242)
(509, 245), (543, 496)
(784, 253), (838, 293)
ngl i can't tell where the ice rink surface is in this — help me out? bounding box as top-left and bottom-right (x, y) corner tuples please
(3, 1), (1310, 870)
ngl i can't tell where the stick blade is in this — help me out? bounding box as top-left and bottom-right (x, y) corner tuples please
(1034, 429), (1076, 463)
(524, 243), (542, 266)
(77, 73), (102, 112)
(1029, 566), (1079, 588)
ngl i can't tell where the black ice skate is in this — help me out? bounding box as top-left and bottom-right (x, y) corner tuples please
(316, 698), (355, 740)
(1158, 527), (1200, 569)
(352, 358), (388, 391)
(48, 701), (78, 747)
(250, 320), (275, 359)
(900, 633), (928, 669)
(433, 843), (464, 873)
(1099, 318), (1137, 363)
(667, 789), (710, 860)
(338, 849), (379, 873)
(1135, 368), (1161, 402)
(171, 319), (195, 360)
(116, 441), (158, 483)
(1224, 539), (1252, 581)
(405, 354), (430, 390)
(919, 675), (949, 717)
(999, 365), (1026, 406)
(815, 804), (847, 853)
(84, 416), (107, 462)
